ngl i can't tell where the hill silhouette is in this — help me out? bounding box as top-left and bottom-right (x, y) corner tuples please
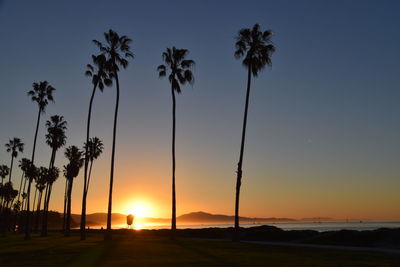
(70, 211), (303, 227)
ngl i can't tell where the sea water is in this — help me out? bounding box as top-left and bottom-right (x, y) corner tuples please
(115, 221), (400, 232)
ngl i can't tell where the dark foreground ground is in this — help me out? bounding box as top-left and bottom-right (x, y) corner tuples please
(1, 229), (400, 266)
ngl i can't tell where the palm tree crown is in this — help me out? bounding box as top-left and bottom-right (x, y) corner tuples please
(84, 137), (104, 162)
(27, 81), (55, 113)
(85, 54), (113, 91)
(45, 166), (60, 185)
(0, 165), (10, 181)
(45, 115), (67, 151)
(19, 158), (31, 173)
(6, 138), (24, 158)
(93, 29), (134, 73)
(234, 23), (275, 77)
(157, 47), (195, 93)
(36, 167), (48, 192)
(63, 146), (84, 180)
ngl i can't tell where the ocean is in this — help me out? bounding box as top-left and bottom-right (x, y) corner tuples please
(115, 221), (400, 232)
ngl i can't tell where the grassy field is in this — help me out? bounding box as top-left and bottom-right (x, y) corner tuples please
(0, 231), (399, 266)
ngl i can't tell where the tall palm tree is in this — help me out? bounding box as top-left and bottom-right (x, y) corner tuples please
(33, 166), (46, 233)
(0, 165), (10, 210)
(0, 181), (18, 235)
(25, 81), (55, 240)
(5, 138), (24, 183)
(17, 158), (30, 203)
(233, 24), (275, 239)
(41, 115), (67, 236)
(63, 146), (83, 236)
(80, 54), (112, 240)
(40, 166), (59, 236)
(84, 137), (104, 194)
(93, 29), (133, 240)
(0, 165), (9, 185)
(157, 47), (195, 235)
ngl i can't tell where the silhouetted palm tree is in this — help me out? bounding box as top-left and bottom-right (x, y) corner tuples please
(17, 158), (30, 203)
(93, 29), (133, 240)
(85, 137), (104, 192)
(25, 81), (55, 240)
(1, 182), (18, 235)
(63, 146), (83, 236)
(5, 138), (24, 183)
(41, 115), (67, 236)
(0, 165), (9, 185)
(157, 47), (195, 234)
(0, 165), (9, 209)
(40, 166), (59, 236)
(233, 24), (275, 239)
(33, 166), (46, 232)
(80, 54), (112, 240)
(13, 158), (31, 231)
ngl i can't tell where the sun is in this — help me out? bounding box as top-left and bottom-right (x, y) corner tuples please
(130, 202), (151, 219)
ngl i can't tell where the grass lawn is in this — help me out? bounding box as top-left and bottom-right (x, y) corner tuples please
(0, 231), (399, 266)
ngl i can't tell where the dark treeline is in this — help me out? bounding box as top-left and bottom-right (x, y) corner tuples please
(0, 24), (275, 242)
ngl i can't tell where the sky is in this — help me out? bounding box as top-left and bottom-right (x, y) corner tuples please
(0, 0), (399, 221)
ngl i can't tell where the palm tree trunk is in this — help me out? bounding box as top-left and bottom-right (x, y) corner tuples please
(81, 83), (97, 240)
(8, 156), (14, 183)
(17, 172), (24, 202)
(41, 150), (56, 237)
(21, 178), (28, 213)
(86, 160), (94, 193)
(34, 191), (42, 233)
(41, 184), (52, 236)
(105, 72), (119, 241)
(62, 178), (68, 231)
(234, 66), (252, 240)
(25, 108), (41, 240)
(65, 179), (73, 236)
(171, 86), (177, 234)
(41, 184), (50, 236)
(32, 188), (37, 215)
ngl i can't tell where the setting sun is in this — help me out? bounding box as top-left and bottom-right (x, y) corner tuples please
(129, 202), (152, 218)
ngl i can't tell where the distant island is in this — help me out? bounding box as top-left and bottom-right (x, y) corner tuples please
(69, 211), (334, 227)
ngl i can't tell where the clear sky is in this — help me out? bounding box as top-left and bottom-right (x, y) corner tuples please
(0, 0), (399, 221)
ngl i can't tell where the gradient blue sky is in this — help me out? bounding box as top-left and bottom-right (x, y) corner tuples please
(0, 0), (399, 220)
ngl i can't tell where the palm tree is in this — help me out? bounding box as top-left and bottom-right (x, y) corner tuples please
(0, 165), (9, 185)
(17, 158), (30, 203)
(25, 81), (55, 240)
(5, 138), (24, 183)
(157, 47), (195, 235)
(233, 24), (275, 239)
(93, 29), (133, 240)
(41, 115), (67, 236)
(63, 146), (83, 236)
(0, 165), (9, 209)
(13, 158), (31, 231)
(85, 137), (104, 192)
(80, 54), (112, 240)
(33, 166), (46, 233)
(40, 166), (59, 236)
(1, 182), (18, 235)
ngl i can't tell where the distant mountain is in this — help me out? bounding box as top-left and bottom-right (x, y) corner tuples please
(299, 217), (334, 222)
(71, 211), (296, 226)
(176, 211), (296, 223)
(71, 213), (127, 227)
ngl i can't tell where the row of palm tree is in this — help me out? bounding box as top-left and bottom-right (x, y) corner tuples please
(0, 23), (274, 242)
